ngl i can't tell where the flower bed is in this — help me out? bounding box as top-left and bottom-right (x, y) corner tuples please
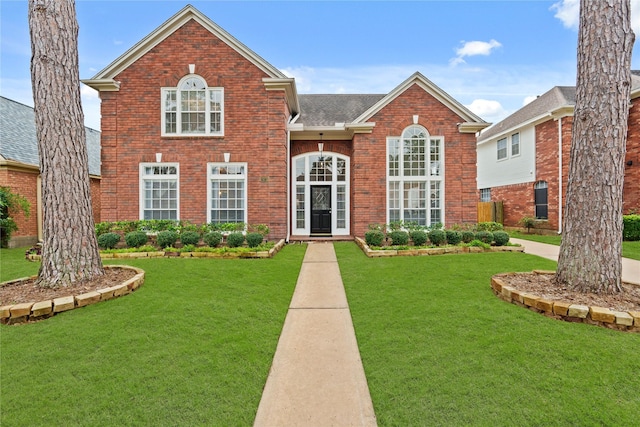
(355, 237), (524, 258)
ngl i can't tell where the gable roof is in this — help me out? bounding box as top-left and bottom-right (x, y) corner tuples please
(297, 94), (386, 126)
(478, 86), (576, 143)
(85, 4), (287, 85)
(479, 70), (640, 144)
(0, 96), (101, 176)
(353, 72), (490, 134)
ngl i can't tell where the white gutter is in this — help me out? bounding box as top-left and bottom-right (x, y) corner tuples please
(558, 116), (563, 234)
(286, 112), (300, 243)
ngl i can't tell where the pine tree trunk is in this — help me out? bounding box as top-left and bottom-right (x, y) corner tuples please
(29, 0), (104, 288)
(555, 0), (635, 294)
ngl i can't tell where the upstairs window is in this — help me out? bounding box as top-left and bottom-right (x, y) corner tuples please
(497, 138), (508, 160)
(511, 133), (520, 156)
(162, 75), (223, 136)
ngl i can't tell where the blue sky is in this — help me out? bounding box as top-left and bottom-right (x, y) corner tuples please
(1, 0), (639, 130)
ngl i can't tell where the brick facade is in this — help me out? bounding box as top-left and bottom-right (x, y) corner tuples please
(0, 165), (101, 247)
(98, 20), (291, 237)
(490, 107), (638, 231)
(90, 7), (485, 240)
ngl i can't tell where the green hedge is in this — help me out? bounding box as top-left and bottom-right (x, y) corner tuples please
(623, 214), (640, 241)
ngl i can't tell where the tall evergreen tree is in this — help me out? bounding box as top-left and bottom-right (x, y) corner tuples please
(556, 0), (635, 293)
(29, 0), (104, 288)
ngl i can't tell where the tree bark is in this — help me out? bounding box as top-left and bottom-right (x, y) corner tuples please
(555, 0), (635, 294)
(29, 0), (104, 288)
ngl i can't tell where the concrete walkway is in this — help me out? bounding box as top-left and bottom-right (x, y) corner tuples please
(510, 238), (640, 285)
(254, 242), (377, 427)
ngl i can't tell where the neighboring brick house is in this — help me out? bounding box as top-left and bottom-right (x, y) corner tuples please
(83, 5), (489, 240)
(0, 96), (101, 247)
(477, 72), (640, 233)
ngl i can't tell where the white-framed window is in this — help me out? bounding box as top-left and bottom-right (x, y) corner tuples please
(207, 163), (247, 224)
(387, 125), (444, 227)
(162, 75), (223, 136)
(511, 133), (520, 156)
(497, 137), (508, 160)
(480, 188), (491, 202)
(140, 163), (179, 220)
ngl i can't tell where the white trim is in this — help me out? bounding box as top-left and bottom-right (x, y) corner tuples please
(161, 76), (224, 137)
(291, 152), (351, 236)
(386, 126), (445, 227)
(139, 162), (180, 220)
(353, 72), (489, 131)
(86, 5), (286, 82)
(206, 162), (248, 224)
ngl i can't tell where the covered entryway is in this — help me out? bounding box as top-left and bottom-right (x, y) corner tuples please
(291, 152), (350, 237)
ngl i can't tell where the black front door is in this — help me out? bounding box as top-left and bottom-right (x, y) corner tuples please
(311, 185), (331, 234)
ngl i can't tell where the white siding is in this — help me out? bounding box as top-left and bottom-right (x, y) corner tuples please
(477, 127), (536, 189)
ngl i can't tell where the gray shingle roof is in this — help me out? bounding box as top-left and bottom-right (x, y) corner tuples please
(297, 94), (386, 126)
(479, 70), (640, 143)
(478, 86), (576, 142)
(0, 96), (100, 176)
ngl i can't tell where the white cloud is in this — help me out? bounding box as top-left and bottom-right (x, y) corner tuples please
(465, 99), (506, 122)
(523, 95), (538, 106)
(552, 0), (640, 34)
(551, 0), (580, 30)
(450, 39), (502, 66)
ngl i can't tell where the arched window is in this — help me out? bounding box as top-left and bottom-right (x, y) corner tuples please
(162, 75), (223, 136)
(387, 125), (444, 226)
(534, 181), (548, 219)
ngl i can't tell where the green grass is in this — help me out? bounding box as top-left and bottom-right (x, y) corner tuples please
(1, 245), (306, 426)
(511, 230), (640, 261)
(335, 242), (640, 426)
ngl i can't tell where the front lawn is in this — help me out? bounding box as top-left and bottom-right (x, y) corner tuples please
(1, 245), (306, 426)
(511, 230), (640, 261)
(336, 242), (640, 426)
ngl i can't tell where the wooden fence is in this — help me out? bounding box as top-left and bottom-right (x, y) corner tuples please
(477, 201), (504, 224)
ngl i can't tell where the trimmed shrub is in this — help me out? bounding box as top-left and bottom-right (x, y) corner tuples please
(125, 231), (148, 248)
(97, 232), (120, 249)
(409, 230), (428, 246)
(428, 229), (446, 246)
(476, 222), (504, 232)
(157, 230), (178, 248)
(445, 230), (462, 245)
(461, 230), (475, 244)
(475, 231), (494, 244)
(623, 214), (640, 241)
(365, 230), (385, 247)
(493, 231), (510, 246)
(180, 231), (201, 246)
(226, 232), (245, 248)
(389, 230), (409, 246)
(246, 232), (264, 248)
(203, 231), (223, 248)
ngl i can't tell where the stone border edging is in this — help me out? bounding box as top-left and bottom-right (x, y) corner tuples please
(26, 239), (287, 261)
(491, 271), (640, 333)
(0, 265), (145, 325)
(354, 236), (524, 257)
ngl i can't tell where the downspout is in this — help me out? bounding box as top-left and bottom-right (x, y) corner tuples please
(286, 113), (300, 243)
(557, 117), (563, 234)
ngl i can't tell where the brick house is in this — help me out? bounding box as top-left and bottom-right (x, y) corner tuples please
(83, 5), (489, 240)
(477, 72), (640, 232)
(0, 96), (101, 247)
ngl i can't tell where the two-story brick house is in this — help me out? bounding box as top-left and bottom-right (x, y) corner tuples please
(477, 72), (640, 233)
(83, 5), (489, 240)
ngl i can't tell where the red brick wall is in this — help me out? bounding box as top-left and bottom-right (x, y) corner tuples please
(350, 84), (478, 237)
(0, 168), (38, 239)
(98, 19), (290, 238)
(0, 168), (100, 246)
(624, 98), (640, 214)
